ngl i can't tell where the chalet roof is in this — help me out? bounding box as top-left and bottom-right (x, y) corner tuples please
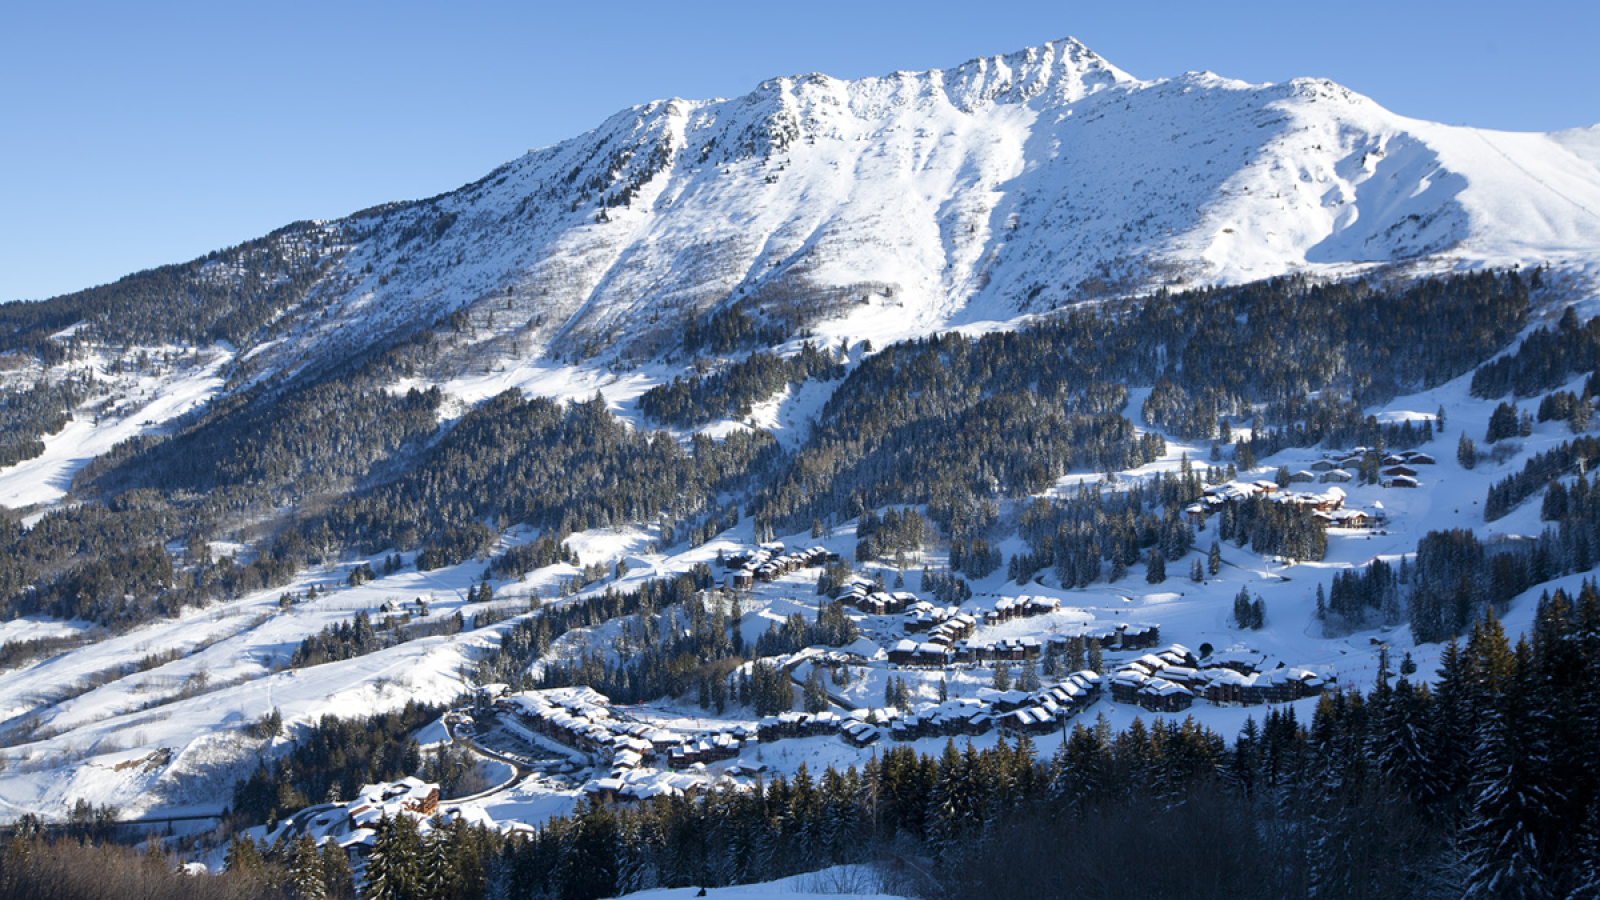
(1140, 678), (1194, 697)
(1202, 667), (1250, 685)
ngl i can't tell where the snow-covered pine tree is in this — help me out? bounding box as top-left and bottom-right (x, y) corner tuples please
(287, 833), (327, 900)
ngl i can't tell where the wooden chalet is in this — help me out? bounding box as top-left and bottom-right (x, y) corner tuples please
(1116, 623), (1161, 650)
(1136, 679), (1195, 713)
(1111, 670), (1150, 704)
(997, 706), (1059, 736)
(842, 721), (880, 746)
(888, 639), (950, 668)
(1202, 668), (1250, 705)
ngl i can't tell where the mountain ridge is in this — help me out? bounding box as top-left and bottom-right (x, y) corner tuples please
(9, 37), (1599, 390)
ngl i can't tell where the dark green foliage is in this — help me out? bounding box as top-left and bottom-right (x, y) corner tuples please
(0, 830), (284, 899)
(948, 536), (1001, 579)
(486, 605), (1600, 900)
(320, 391), (778, 557)
(78, 378), (444, 501)
(1486, 401), (1521, 443)
(1459, 432), (1479, 469)
(1233, 588), (1264, 629)
(0, 220), (342, 356)
(1145, 548), (1167, 584)
(0, 379), (79, 468)
(1535, 388), (1593, 432)
(1408, 529), (1493, 644)
(0, 271), (1527, 643)
(679, 300), (789, 357)
(482, 567), (716, 694)
(753, 602), (857, 657)
(229, 701), (440, 826)
(1139, 270), (1528, 440)
(814, 560), (853, 596)
(489, 533), (574, 580)
(853, 507), (929, 563)
(1482, 436), (1600, 522)
(747, 660), (793, 716)
(290, 611), (382, 668)
(1470, 301), (1600, 399)
(921, 567), (972, 606)
(638, 343), (844, 427)
(204, 564), (1600, 900)
(1324, 557), (1400, 632)
(250, 707), (283, 741)
(754, 323), (1162, 534)
(1228, 494), (1328, 561)
(1405, 466), (1600, 642)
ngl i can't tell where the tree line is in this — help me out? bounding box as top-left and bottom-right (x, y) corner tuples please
(386, 586), (1599, 900)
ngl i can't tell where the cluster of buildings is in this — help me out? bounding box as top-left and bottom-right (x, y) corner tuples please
(259, 777), (512, 864)
(983, 595), (1063, 625)
(886, 671), (1105, 740)
(757, 710), (851, 742)
(750, 672), (1108, 746)
(725, 543), (840, 589)
(881, 601), (1159, 670)
(839, 582), (919, 615)
(1185, 479), (1384, 530)
(345, 778), (440, 830)
(905, 602), (978, 635)
(1109, 645), (1330, 713)
(1304, 447), (1434, 489)
(888, 635), (1051, 667)
(1183, 444), (1430, 528)
(501, 688), (752, 802)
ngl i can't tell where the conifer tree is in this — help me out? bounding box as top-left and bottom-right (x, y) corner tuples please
(288, 833), (327, 900)
(364, 814), (424, 900)
(1145, 549), (1166, 584)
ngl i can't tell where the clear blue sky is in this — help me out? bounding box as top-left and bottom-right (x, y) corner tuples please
(3, 0), (1595, 304)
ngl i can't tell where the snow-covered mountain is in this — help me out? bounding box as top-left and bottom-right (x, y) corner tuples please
(231, 36), (1600, 380)
(4, 36), (1600, 845)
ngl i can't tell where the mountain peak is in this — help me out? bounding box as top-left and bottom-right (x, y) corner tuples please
(59, 36), (1600, 380)
(930, 36), (1135, 112)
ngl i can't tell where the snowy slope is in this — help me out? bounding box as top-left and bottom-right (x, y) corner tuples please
(216, 37), (1600, 381)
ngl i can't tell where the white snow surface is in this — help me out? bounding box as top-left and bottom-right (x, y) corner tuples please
(0, 348), (230, 509)
(199, 37), (1600, 382)
(615, 868), (909, 900)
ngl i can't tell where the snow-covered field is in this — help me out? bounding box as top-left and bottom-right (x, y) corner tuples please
(616, 868), (910, 900)
(0, 347), (230, 509)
